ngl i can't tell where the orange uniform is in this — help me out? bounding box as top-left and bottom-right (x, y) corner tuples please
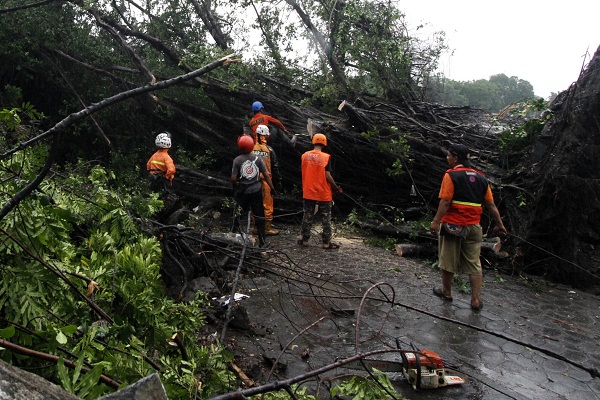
(249, 112), (287, 141)
(301, 149), (332, 202)
(254, 140), (275, 221)
(147, 149), (176, 181)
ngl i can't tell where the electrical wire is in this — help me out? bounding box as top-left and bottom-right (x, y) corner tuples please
(509, 233), (600, 281)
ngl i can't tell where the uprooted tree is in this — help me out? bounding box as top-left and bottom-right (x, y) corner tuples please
(1, 0), (600, 398)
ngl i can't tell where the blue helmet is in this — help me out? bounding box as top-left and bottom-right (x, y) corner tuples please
(252, 101), (264, 112)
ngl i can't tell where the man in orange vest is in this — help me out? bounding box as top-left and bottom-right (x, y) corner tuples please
(299, 133), (342, 249)
(430, 143), (507, 311)
(147, 132), (176, 194)
(253, 125), (282, 235)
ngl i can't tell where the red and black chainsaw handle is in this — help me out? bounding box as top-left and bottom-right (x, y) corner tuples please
(395, 339), (452, 390)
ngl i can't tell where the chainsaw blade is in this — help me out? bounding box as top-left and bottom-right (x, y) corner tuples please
(343, 358), (404, 372)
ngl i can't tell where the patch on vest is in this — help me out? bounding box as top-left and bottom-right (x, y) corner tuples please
(241, 160), (259, 180)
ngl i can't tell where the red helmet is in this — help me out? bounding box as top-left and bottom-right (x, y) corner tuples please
(237, 134), (255, 154)
(312, 133), (327, 146)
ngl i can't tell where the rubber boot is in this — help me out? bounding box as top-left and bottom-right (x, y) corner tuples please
(265, 220), (280, 236)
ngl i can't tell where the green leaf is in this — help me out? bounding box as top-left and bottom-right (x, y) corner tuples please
(56, 331), (68, 345)
(57, 358), (73, 393)
(61, 325), (78, 334)
(0, 325), (15, 339)
(74, 363), (104, 397)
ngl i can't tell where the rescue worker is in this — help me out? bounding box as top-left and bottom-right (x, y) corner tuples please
(249, 101), (296, 147)
(147, 132), (176, 194)
(430, 144), (507, 311)
(231, 134), (276, 248)
(253, 124), (282, 235)
(299, 133), (342, 249)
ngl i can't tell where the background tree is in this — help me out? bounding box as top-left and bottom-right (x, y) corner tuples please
(427, 73), (536, 111)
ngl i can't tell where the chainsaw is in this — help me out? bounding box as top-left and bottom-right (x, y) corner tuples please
(400, 349), (464, 390)
(345, 348), (465, 390)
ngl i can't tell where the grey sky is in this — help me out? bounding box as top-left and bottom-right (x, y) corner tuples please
(401, 0), (599, 98)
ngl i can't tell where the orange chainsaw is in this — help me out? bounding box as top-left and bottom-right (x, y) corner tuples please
(400, 349), (464, 389)
(345, 348), (465, 390)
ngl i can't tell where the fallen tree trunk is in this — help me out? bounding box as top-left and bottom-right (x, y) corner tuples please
(395, 237), (505, 258)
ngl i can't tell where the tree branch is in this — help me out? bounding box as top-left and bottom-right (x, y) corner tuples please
(0, 0), (59, 14)
(0, 54), (239, 163)
(0, 338), (121, 389)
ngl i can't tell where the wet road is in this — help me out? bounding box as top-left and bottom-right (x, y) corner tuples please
(230, 228), (600, 399)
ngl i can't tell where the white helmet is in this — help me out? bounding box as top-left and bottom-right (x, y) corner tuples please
(155, 132), (171, 148)
(256, 124), (270, 136)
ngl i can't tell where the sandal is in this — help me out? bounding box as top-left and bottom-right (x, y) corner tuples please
(433, 287), (453, 302)
(297, 239), (309, 247)
(322, 242), (340, 250)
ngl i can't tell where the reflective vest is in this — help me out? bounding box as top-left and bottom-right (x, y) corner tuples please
(441, 166), (490, 225)
(301, 150), (332, 202)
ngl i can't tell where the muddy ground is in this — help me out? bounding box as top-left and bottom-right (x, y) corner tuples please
(209, 221), (600, 400)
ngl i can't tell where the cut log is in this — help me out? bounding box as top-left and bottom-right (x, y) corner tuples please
(395, 243), (435, 257)
(395, 238), (509, 258)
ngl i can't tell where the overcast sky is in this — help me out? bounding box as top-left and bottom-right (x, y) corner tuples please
(400, 1), (599, 98)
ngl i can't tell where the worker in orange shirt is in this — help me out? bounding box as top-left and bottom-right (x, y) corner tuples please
(298, 133), (342, 250)
(253, 125), (282, 235)
(147, 132), (176, 194)
(249, 101), (296, 147)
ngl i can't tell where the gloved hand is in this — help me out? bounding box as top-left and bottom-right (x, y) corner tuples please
(337, 186), (343, 194)
(271, 189), (278, 197)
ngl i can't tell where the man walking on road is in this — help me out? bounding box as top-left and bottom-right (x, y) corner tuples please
(430, 144), (507, 311)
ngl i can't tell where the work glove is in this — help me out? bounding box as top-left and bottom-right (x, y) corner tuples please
(336, 186), (343, 194)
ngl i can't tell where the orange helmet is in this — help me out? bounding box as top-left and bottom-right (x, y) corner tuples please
(312, 133), (327, 146)
(237, 134), (255, 154)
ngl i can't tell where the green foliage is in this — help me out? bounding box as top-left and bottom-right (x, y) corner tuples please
(497, 98), (551, 155)
(409, 218), (431, 239)
(175, 148), (216, 170)
(332, 0), (446, 99)
(0, 101), (45, 132)
(428, 74), (536, 112)
(453, 275), (470, 294)
(364, 236), (397, 251)
(57, 355), (106, 399)
(249, 385), (318, 400)
(0, 143), (234, 398)
(378, 126), (412, 176)
(330, 368), (401, 400)
(361, 127), (412, 177)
